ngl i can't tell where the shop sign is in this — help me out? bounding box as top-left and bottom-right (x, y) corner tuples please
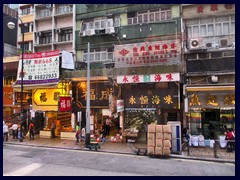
(33, 88), (66, 106)
(117, 100), (124, 112)
(114, 40), (181, 68)
(117, 73), (180, 84)
(16, 50), (60, 85)
(122, 84), (179, 109)
(78, 82), (114, 107)
(59, 97), (72, 112)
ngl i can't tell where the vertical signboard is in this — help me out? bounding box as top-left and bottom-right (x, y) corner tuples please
(59, 97), (72, 112)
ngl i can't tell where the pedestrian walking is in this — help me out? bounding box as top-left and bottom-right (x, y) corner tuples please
(75, 128), (80, 143)
(11, 123), (18, 139)
(3, 121), (9, 142)
(51, 120), (56, 138)
(28, 121), (35, 140)
(105, 118), (111, 136)
(225, 128), (235, 152)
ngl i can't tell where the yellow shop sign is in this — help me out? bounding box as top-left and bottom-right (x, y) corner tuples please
(33, 88), (67, 106)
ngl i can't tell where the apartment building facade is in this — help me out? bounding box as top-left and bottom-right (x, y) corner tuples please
(182, 4), (235, 139)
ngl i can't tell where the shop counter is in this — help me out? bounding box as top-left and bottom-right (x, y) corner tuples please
(40, 130), (51, 138)
(60, 131), (75, 140)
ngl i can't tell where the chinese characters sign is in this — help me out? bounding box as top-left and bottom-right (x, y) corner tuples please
(16, 50), (60, 85)
(122, 84), (178, 109)
(117, 73), (180, 84)
(33, 88), (66, 106)
(78, 82), (116, 108)
(114, 40), (181, 68)
(59, 97), (72, 112)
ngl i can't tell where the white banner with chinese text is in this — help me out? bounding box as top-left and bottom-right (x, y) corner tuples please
(114, 40), (181, 68)
(117, 73), (180, 84)
(16, 50), (60, 85)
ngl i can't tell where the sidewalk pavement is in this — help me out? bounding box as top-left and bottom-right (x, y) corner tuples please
(4, 135), (235, 164)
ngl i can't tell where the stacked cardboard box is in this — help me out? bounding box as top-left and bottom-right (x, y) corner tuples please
(155, 125), (163, 155)
(147, 124), (172, 156)
(162, 125), (172, 156)
(147, 124), (156, 155)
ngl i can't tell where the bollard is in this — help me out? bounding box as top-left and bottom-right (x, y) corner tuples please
(187, 140), (190, 156)
(213, 142), (218, 158)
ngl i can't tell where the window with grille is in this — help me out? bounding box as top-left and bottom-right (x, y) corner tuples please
(127, 8), (171, 25)
(58, 29), (73, 42)
(57, 5), (72, 14)
(82, 50), (114, 62)
(22, 7), (30, 15)
(187, 15), (235, 38)
(39, 32), (52, 44)
(82, 17), (120, 31)
(38, 9), (51, 18)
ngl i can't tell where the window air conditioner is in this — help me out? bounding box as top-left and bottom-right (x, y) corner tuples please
(85, 29), (95, 36)
(79, 31), (86, 37)
(219, 38), (233, 48)
(106, 27), (115, 34)
(189, 39), (200, 49)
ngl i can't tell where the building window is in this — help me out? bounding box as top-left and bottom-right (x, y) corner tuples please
(187, 15), (235, 38)
(23, 23), (30, 33)
(128, 8), (171, 25)
(39, 32), (52, 44)
(58, 29), (73, 42)
(82, 17), (119, 31)
(82, 50), (113, 62)
(57, 5), (72, 14)
(22, 7), (31, 15)
(38, 9), (51, 18)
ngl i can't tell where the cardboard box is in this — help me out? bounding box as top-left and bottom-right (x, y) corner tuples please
(163, 125), (171, 133)
(148, 124), (156, 133)
(156, 125), (163, 133)
(155, 147), (163, 155)
(163, 140), (171, 148)
(156, 139), (163, 147)
(162, 147), (171, 156)
(148, 147), (155, 155)
(148, 139), (155, 147)
(148, 132), (155, 141)
(163, 133), (172, 140)
(156, 133), (163, 139)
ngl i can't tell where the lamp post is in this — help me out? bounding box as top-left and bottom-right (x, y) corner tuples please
(8, 17), (24, 142)
(85, 42), (90, 146)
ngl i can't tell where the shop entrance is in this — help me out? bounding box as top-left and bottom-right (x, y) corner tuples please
(201, 109), (220, 139)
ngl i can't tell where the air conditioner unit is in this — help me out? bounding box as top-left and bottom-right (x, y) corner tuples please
(205, 42), (219, 49)
(106, 27), (115, 34)
(189, 39), (200, 49)
(85, 29), (95, 36)
(219, 38), (232, 48)
(79, 31), (86, 37)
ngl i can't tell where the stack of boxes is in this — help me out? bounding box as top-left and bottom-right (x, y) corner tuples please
(147, 124), (172, 156)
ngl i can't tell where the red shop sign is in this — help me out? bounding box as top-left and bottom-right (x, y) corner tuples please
(59, 96), (72, 112)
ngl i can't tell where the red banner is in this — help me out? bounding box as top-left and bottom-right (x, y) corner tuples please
(59, 97), (72, 112)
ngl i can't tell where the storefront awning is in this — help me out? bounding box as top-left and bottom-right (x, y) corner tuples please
(12, 82), (59, 91)
(186, 86), (235, 92)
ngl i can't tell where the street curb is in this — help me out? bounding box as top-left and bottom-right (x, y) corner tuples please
(4, 142), (235, 164)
